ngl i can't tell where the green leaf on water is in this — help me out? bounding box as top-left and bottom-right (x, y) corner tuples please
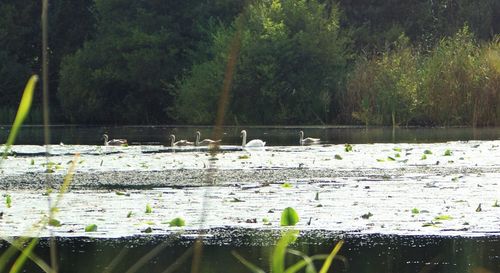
(115, 191), (130, 196)
(387, 156), (395, 161)
(376, 158), (385, 162)
(334, 154), (342, 160)
(85, 224), (97, 232)
(393, 148), (402, 152)
(424, 150), (433, 155)
(434, 215), (453, 221)
(411, 208), (420, 214)
(30, 159), (34, 165)
(238, 154), (250, 159)
(127, 211), (133, 218)
(5, 195), (12, 208)
(48, 218), (61, 227)
(395, 153), (401, 158)
(281, 182), (293, 188)
(344, 143), (353, 152)
(444, 149), (452, 156)
(280, 207), (299, 226)
(422, 222), (437, 227)
(169, 217), (186, 227)
(145, 204), (152, 213)
(421, 154), (427, 160)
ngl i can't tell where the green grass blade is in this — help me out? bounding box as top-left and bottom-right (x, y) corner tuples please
(2, 75), (38, 159)
(284, 254), (329, 273)
(232, 251), (266, 273)
(318, 240), (344, 273)
(9, 238), (39, 273)
(272, 231), (298, 273)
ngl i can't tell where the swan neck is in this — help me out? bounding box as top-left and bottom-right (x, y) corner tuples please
(241, 131), (247, 146)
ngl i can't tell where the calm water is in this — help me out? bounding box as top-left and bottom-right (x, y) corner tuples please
(3, 234), (500, 273)
(0, 125), (499, 145)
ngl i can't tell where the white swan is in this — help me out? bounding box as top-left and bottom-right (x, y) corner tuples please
(241, 130), (266, 147)
(299, 131), (320, 145)
(195, 131), (221, 146)
(170, 134), (194, 147)
(103, 134), (128, 146)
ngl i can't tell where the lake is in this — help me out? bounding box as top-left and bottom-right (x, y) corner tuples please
(0, 126), (499, 273)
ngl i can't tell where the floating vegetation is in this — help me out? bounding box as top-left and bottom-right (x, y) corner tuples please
(434, 215), (453, 221)
(422, 222), (438, 227)
(30, 159), (34, 165)
(395, 153), (401, 158)
(444, 149), (452, 156)
(280, 207), (299, 226)
(238, 154), (250, 159)
(85, 224), (97, 232)
(344, 143), (353, 152)
(42, 162), (62, 173)
(142, 227), (153, 233)
(115, 191), (130, 196)
(393, 148), (402, 152)
(5, 195), (11, 208)
(376, 158), (385, 162)
(315, 192), (319, 201)
(424, 150), (433, 155)
(229, 197), (245, 202)
(169, 217), (186, 227)
(334, 154), (342, 160)
(281, 182), (293, 188)
(476, 203), (482, 212)
(262, 217), (271, 225)
(127, 211), (133, 218)
(48, 218), (61, 227)
(421, 154), (427, 160)
(361, 212), (373, 219)
(493, 200), (500, 207)
(145, 204), (153, 214)
(411, 208), (420, 214)
(387, 156), (396, 161)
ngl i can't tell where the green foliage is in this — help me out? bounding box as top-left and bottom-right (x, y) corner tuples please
(411, 208), (420, 214)
(169, 217), (186, 227)
(1, 75), (38, 162)
(85, 224), (98, 232)
(280, 207), (299, 226)
(233, 230), (344, 273)
(48, 218), (62, 227)
(145, 203), (152, 214)
(5, 194), (12, 208)
(177, 0), (350, 124)
(434, 215), (453, 221)
(345, 35), (419, 126)
(344, 143), (353, 152)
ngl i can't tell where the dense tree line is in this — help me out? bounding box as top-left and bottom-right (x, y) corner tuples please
(0, 0), (498, 125)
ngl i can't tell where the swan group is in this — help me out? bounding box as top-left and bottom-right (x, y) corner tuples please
(103, 130), (320, 148)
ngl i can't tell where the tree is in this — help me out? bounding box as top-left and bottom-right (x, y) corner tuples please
(176, 0), (350, 124)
